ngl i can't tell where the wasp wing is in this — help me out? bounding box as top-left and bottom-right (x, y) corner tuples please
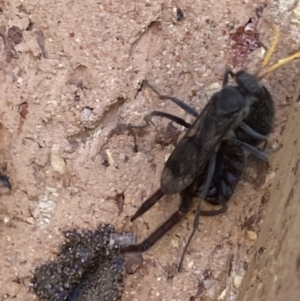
(161, 88), (246, 194)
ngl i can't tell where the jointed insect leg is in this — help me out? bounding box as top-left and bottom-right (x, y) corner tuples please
(222, 68), (235, 87)
(226, 127), (269, 161)
(143, 80), (198, 117)
(200, 199), (228, 216)
(143, 111), (192, 128)
(233, 138), (269, 161)
(120, 190), (194, 253)
(130, 189), (165, 222)
(239, 121), (269, 141)
(178, 154), (216, 271)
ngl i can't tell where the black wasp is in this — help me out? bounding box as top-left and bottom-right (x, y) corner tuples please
(121, 20), (300, 271)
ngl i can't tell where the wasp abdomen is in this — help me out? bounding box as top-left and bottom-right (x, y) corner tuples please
(205, 141), (245, 205)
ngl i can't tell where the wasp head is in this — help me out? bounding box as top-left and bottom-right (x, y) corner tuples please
(235, 70), (264, 98)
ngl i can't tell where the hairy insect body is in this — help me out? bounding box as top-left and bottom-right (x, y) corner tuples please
(236, 85), (274, 145)
(161, 83), (258, 195)
(204, 83), (274, 207)
(121, 70), (275, 262)
(122, 21), (300, 268)
(204, 141), (245, 206)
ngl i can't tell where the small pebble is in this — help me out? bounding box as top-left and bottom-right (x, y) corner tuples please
(233, 275), (243, 288)
(247, 230), (258, 241)
(26, 217), (35, 225)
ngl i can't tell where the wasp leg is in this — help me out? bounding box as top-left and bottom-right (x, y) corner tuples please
(120, 189), (194, 253)
(222, 68), (235, 87)
(178, 154), (216, 271)
(143, 80), (198, 117)
(128, 123), (149, 129)
(143, 111), (192, 128)
(200, 200), (228, 216)
(130, 189), (165, 222)
(233, 139), (269, 161)
(238, 121), (269, 141)
(129, 111), (192, 129)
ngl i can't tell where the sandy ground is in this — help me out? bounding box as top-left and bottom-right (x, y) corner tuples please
(0, 0), (300, 300)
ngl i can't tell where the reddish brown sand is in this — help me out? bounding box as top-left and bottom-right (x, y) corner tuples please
(0, 0), (299, 300)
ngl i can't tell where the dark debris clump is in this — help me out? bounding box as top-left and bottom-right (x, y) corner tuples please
(31, 224), (128, 301)
(176, 8), (184, 21)
(0, 173), (11, 190)
(0, 162), (12, 191)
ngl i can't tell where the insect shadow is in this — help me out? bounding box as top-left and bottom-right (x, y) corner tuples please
(121, 19), (300, 271)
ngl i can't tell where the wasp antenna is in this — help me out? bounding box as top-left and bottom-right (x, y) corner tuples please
(260, 19), (280, 69)
(258, 51), (300, 79)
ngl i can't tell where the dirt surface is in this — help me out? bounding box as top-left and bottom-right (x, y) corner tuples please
(0, 0), (299, 301)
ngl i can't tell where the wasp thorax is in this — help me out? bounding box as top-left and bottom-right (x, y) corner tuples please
(216, 86), (246, 116)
